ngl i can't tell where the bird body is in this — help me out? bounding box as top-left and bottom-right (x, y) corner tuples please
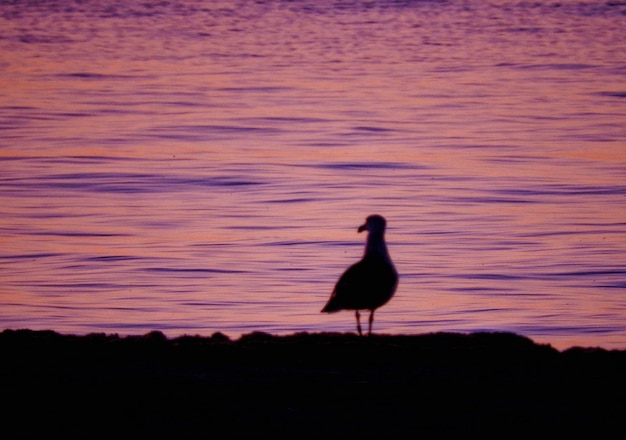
(321, 215), (398, 335)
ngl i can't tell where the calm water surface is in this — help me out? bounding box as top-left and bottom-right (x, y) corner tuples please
(1, 0), (626, 350)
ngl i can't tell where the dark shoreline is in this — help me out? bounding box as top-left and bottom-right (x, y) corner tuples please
(3, 329), (625, 437)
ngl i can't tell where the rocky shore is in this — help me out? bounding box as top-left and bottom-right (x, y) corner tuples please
(2, 329), (625, 437)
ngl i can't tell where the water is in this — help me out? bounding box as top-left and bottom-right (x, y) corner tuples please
(1, 0), (626, 350)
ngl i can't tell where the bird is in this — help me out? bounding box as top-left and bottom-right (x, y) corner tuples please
(321, 214), (398, 336)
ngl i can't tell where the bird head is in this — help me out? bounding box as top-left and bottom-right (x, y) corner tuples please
(358, 214), (387, 233)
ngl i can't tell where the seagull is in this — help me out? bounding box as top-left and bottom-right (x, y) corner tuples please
(321, 214), (398, 336)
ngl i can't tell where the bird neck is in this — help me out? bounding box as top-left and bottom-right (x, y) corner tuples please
(365, 231), (390, 260)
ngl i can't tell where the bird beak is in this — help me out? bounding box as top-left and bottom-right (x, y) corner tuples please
(358, 223), (367, 233)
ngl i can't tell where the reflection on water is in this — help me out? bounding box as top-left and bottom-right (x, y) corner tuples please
(1, 0), (626, 349)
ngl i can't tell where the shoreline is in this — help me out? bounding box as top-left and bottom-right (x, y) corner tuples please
(3, 329), (625, 436)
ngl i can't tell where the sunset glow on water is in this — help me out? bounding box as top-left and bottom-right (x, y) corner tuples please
(1, 0), (626, 350)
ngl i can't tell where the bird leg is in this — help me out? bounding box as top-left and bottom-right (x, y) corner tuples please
(368, 310), (374, 336)
(355, 310), (363, 336)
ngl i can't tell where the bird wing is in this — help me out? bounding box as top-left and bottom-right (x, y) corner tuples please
(321, 261), (364, 313)
(322, 257), (395, 312)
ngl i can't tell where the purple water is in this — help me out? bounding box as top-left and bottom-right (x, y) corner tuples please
(1, 0), (626, 349)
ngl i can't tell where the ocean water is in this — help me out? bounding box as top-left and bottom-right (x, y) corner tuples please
(1, 0), (625, 350)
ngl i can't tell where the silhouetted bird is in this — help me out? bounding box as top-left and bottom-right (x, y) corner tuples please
(321, 214), (398, 336)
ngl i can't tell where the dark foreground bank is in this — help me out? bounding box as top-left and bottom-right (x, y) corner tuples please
(2, 330), (625, 437)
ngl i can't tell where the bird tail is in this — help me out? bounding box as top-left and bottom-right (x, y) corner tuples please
(321, 294), (341, 313)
